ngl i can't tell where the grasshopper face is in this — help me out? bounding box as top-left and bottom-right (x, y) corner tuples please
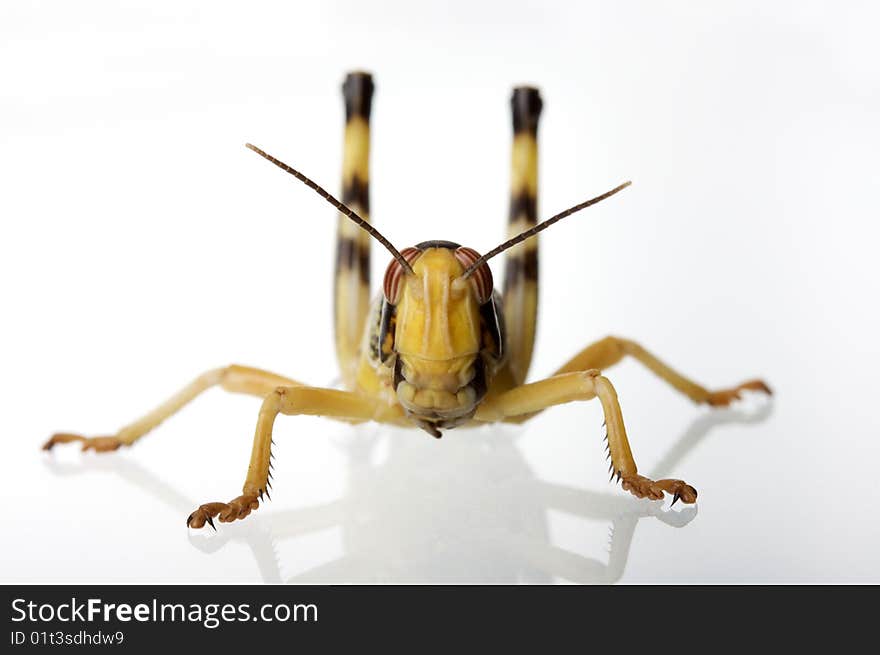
(383, 243), (495, 435)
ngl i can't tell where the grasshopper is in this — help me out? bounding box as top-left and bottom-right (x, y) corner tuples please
(43, 72), (770, 530)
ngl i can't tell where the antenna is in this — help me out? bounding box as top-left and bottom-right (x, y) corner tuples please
(246, 143), (415, 275)
(462, 181), (632, 278)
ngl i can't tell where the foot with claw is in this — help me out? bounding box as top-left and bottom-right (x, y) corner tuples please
(620, 473), (698, 505)
(42, 433), (126, 453)
(706, 379), (772, 407)
(186, 493), (261, 530)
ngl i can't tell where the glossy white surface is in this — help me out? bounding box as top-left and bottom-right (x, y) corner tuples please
(2, 1), (878, 583)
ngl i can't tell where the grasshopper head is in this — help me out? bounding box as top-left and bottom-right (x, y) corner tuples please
(381, 241), (497, 436)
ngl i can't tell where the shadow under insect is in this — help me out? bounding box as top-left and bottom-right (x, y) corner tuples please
(43, 403), (772, 583)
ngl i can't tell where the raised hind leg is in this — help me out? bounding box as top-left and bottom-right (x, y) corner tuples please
(502, 86), (543, 386)
(42, 365), (304, 452)
(334, 71), (374, 388)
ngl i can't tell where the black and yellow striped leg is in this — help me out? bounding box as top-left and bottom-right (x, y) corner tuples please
(503, 86), (542, 386)
(335, 71), (374, 387)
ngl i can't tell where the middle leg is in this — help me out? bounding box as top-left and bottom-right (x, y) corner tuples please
(553, 336), (771, 406)
(43, 364), (305, 452)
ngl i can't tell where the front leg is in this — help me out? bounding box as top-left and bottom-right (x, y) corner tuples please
(186, 386), (403, 529)
(475, 370), (697, 505)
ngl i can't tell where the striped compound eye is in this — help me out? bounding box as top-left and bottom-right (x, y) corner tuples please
(454, 247), (493, 304)
(382, 247), (422, 304)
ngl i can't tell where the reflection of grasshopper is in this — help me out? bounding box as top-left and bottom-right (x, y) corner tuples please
(44, 406), (772, 583)
(43, 71), (770, 529)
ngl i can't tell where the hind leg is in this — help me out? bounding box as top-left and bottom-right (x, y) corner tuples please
(503, 86), (543, 386)
(334, 71), (374, 388)
(42, 365), (304, 452)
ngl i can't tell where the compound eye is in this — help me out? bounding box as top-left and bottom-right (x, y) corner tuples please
(454, 247), (493, 304)
(382, 247), (421, 304)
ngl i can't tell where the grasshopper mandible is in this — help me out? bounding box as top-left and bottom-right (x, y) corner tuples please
(43, 72), (771, 530)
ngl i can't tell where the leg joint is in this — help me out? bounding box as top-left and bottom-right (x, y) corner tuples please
(259, 386), (290, 415)
(577, 368), (602, 392)
(602, 335), (634, 355)
(199, 366), (229, 387)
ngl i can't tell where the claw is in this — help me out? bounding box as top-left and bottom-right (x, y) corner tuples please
(186, 493), (260, 530)
(671, 492), (681, 506)
(43, 433), (124, 453)
(706, 378), (772, 407)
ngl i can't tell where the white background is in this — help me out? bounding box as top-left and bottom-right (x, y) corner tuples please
(2, 1), (878, 583)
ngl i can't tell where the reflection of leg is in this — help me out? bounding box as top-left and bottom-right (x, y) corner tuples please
(476, 370), (697, 504)
(268, 502), (347, 540)
(554, 336), (771, 406)
(508, 536), (610, 584)
(548, 517), (636, 584)
(43, 365), (303, 452)
(652, 403), (775, 481)
(43, 453), (197, 514)
(227, 408), (756, 580)
(606, 518), (639, 583)
(186, 387), (403, 529)
(286, 556), (365, 584)
(536, 481), (638, 519)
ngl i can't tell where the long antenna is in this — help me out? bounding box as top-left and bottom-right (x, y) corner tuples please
(245, 143), (415, 275)
(462, 181), (632, 278)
